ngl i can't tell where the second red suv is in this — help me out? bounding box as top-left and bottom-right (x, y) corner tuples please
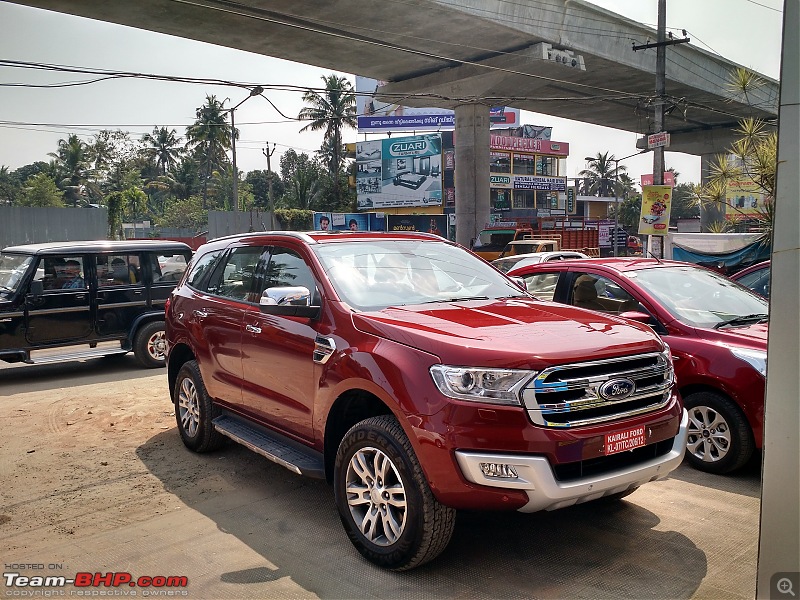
(166, 232), (686, 570)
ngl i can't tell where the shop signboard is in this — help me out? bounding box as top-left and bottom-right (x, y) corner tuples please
(490, 175), (512, 188)
(513, 175), (567, 191)
(314, 212), (386, 232)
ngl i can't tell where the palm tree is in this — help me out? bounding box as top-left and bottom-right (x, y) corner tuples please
(579, 152), (627, 198)
(298, 74), (357, 205)
(186, 95), (231, 207)
(48, 134), (93, 207)
(142, 127), (183, 175)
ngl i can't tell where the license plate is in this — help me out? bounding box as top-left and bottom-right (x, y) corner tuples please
(604, 425), (647, 455)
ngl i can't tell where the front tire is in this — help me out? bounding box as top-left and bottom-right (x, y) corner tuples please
(133, 321), (167, 368)
(334, 415), (455, 570)
(684, 391), (754, 474)
(173, 360), (225, 453)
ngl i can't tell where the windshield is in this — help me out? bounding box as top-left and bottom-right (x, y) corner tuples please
(0, 253), (34, 296)
(313, 239), (527, 311)
(473, 229), (514, 250)
(628, 265), (768, 328)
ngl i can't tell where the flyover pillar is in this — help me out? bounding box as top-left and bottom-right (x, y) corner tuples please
(454, 103), (491, 248)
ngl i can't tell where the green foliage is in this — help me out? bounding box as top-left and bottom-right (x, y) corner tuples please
(579, 152), (628, 197)
(670, 183), (700, 224)
(106, 191), (125, 239)
(298, 74), (357, 206)
(245, 169), (285, 209)
(159, 196), (207, 230)
(19, 173), (64, 207)
(275, 208), (313, 231)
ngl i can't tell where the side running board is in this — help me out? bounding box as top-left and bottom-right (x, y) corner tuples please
(212, 414), (325, 479)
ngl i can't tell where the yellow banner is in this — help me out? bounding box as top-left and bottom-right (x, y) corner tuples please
(725, 178), (768, 220)
(638, 185), (673, 235)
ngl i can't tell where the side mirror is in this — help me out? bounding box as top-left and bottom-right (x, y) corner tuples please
(29, 280), (44, 297)
(259, 286), (320, 318)
(619, 310), (652, 325)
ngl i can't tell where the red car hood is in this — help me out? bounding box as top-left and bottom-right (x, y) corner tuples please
(353, 298), (664, 370)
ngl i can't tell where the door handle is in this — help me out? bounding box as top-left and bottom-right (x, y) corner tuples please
(193, 309), (209, 318)
(245, 324), (262, 334)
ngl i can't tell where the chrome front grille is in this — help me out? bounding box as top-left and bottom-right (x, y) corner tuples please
(521, 352), (673, 428)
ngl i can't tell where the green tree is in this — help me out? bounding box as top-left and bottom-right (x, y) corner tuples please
(279, 149), (324, 209)
(670, 183), (700, 225)
(142, 127), (183, 175)
(159, 196), (207, 230)
(298, 74), (357, 205)
(186, 95), (231, 208)
(0, 166), (20, 205)
(19, 173), (64, 207)
(245, 169), (285, 209)
(579, 152), (627, 198)
(106, 191), (126, 239)
(694, 69), (777, 238)
(48, 134), (93, 206)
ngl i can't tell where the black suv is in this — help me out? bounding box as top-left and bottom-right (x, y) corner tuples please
(0, 240), (192, 367)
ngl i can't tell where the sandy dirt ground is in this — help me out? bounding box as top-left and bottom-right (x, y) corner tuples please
(0, 354), (763, 599)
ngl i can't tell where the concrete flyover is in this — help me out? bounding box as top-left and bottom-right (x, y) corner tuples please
(8, 0), (781, 241)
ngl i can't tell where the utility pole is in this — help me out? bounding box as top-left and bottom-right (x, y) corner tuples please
(632, 0), (688, 257)
(654, 0), (666, 188)
(263, 143), (277, 230)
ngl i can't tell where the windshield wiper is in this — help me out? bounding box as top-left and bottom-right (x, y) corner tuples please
(423, 296), (491, 304)
(714, 313), (769, 329)
(0, 285), (13, 292)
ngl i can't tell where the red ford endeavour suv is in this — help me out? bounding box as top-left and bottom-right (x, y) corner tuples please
(508, 257), (768, 475)
(165, 232), (686, 570)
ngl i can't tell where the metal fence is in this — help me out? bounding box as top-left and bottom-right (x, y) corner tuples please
(208, 209), (277, 240)
(0, 206), (108, 248)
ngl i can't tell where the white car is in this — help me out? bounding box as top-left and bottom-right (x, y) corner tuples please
(492, 251), (590, 273)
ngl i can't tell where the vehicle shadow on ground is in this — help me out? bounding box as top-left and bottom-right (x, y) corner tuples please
(670, 455), (762, 499)
(137, 431), (708, 599)
(0, 354), (154, 395)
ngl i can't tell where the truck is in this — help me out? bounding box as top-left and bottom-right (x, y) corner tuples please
(472, 219), (600, 261)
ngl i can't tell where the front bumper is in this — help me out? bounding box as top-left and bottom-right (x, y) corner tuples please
(455, 408), (689, 513)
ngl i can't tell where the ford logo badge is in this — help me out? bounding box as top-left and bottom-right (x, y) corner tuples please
(598, 378), (636, 401)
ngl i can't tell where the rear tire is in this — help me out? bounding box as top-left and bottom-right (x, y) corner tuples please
(133, 321), (167, 368)
(334, 415), (456, 570)
(174, 360), (225, 453)
(684, 391), (754, 474)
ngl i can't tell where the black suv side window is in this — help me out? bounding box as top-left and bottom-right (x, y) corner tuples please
(207, 246), (264, 302)
(97, 254), (142, 287)
(39, 255), (87, 291)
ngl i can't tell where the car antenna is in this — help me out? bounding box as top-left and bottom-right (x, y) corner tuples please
(644, 247), (663, 264)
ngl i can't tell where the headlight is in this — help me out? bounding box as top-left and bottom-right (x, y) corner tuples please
(730, 347), (767, 377)
(429, 365), (533, 405)
(661, 345), (675, 384)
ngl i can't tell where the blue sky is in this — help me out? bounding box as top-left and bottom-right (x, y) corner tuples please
(0, 0), (784, 185)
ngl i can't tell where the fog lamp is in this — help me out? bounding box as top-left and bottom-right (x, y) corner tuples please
(479, 462), (519, 479)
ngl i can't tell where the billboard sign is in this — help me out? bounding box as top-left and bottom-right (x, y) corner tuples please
(314, 212), (386, 231)
(386, 214), (449, 239)
(724, 178), (768, 220)
(356, 76), (519, 133)
(638, 185), (673, 235)
(355, 133), (443, 210)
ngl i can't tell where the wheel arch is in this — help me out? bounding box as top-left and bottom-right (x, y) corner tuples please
(323, 389), (393, 483)
(168, 342), (196, 402)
